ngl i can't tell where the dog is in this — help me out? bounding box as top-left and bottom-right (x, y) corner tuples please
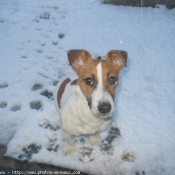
(54, 49), (127, 155)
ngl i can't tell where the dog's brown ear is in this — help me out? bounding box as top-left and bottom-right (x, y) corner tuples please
(106, 50), (128, 71)
(67, 50), (92, 73)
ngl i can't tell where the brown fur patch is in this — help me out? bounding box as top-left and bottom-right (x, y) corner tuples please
(106, 50), (127, 71)
(101, 61), (119, 99)
(57, 78), (71, 108)
(77, 60), (100, 104)
(67, 50), (92, 73)
(71, 79), (78, 85)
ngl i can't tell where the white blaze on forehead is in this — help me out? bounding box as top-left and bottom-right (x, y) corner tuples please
(96, 62), (103, 90)
(91, 62), (115, 118)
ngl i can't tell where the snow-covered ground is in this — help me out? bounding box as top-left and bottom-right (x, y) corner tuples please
(0, 0), (175, 174)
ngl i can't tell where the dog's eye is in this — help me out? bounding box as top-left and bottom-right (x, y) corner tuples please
(85, 77), (93, 85)
(108, 76), (117, 85)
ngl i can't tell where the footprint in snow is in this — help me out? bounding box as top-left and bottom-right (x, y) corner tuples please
(34, 46), (43, 53)
(39, 11), (50, 20)
(39, 119), (60, 131)
(11, 104), (21, 112)
(30, 101), (42, 110)
(47, 138), (59, 152)
(0, 19), (8, 23)
(18, 144), (41, 161)
(40, 40), (46, 46)
(35, 37), (46, 46)
(34, 18), (39, 23)
(32, 83), (43, 91)
(0, 82), (8, 88)
(76, 137), (94, 163)
(46, 53), (54, 59)
(40, 90), (53, 99)
(79, 146), (94, 163)
(20, 50), (28, 58)
(58, 33), (65, 39)
(0, 101), (7, 108)
(101, 126), (121, 155)
(53, 80), (58, 86)
(52, 39), (58, 45)
(135, 171), (146, 175)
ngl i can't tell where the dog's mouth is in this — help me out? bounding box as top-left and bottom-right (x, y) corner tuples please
(93, 110), (114, 120)
(97, 115), (113, 121)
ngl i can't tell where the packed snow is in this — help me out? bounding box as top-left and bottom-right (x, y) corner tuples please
(0, 0), (175, 174)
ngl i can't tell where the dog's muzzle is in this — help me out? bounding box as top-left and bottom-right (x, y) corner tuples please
(97, 102), (113, 120)
(98, 102), (111, 114)
(88, 98), (114, 120)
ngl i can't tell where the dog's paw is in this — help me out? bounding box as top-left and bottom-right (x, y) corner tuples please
(62, 143), (75, 155)
(89, 135), (102, 146)
(122, 150), (136, 162)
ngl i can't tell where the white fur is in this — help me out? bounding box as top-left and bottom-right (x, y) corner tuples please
(54, 75), (112, 137)
(54, 66), (115, 155)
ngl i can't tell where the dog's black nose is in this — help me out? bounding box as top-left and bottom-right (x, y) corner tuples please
(98, 102), (111, 114)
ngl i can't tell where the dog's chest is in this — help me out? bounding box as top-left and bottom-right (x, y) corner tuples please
(59, 81), (111, 135)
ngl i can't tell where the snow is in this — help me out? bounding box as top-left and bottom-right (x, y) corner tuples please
(0, 0), (175, 174)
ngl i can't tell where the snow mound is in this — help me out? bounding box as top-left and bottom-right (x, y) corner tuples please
(1, 0), (175, 174)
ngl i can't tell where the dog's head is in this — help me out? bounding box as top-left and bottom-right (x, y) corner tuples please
(67, 49), (127, 120)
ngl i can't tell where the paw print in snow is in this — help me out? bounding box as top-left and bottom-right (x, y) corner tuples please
(58, 33), (65, 39)
(101, 126), (121, 155)
(39, 119), (60, 131)
(40, 90), (53, 99)
(47, 138), (59, 152)
(18, 144), (41, 161)
(30, 101), (42, 110)
(11, 104), (21, 112)
(0, 82), (8, 88)
(0, 101), (7, 108)
(35, 46), (43, 53)
(78, 146), (94, 163)
(32, 83), (43, 91)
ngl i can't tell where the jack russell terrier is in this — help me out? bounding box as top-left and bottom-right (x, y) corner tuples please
(54, 49), (127, 155)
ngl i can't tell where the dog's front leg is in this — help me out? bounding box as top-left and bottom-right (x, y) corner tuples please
(89, 133), (102, 146)
(62, 131), (75, 155)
